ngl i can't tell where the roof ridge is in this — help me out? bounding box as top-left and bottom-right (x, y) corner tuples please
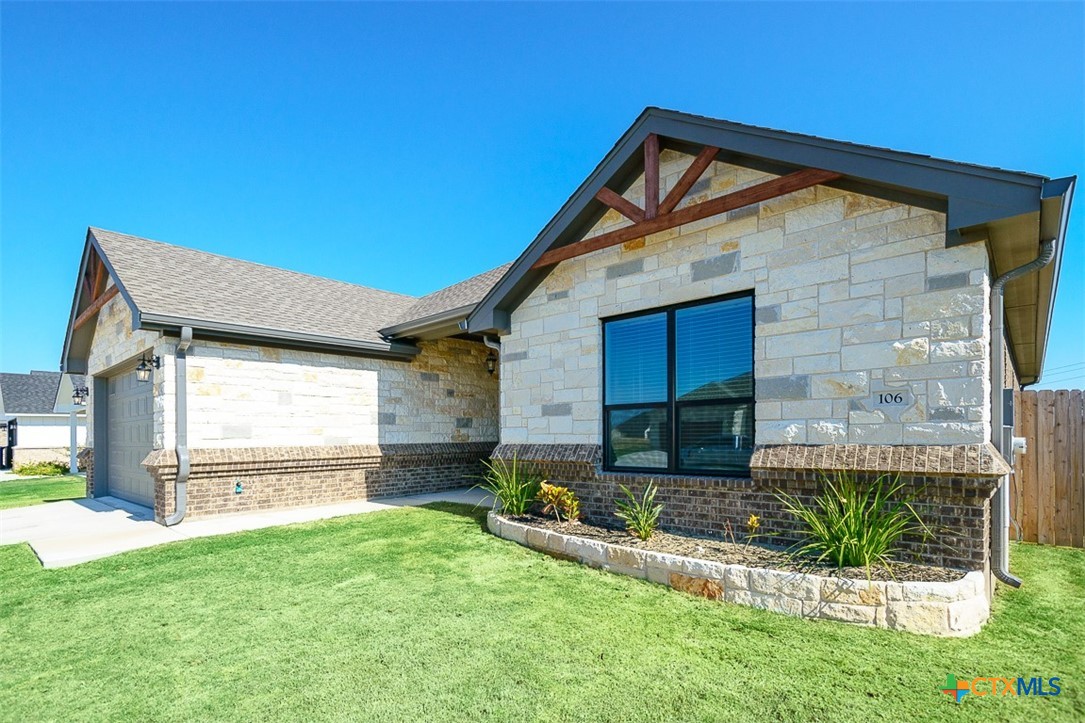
(89, 227), (418, 301)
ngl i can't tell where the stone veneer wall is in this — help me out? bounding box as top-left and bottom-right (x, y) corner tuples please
(143, 442), (495, 522)
(499, 151), (993, 448)
(84, 292), (499, 450)
(493, 443), (1008, 573)
(181, 337), (498, 449)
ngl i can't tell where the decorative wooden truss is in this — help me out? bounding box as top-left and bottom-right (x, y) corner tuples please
(73, 246), (118, 330)
(532, 134), (842, 269)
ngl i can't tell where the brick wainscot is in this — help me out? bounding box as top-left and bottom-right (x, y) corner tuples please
(492, 442), (1009, 575)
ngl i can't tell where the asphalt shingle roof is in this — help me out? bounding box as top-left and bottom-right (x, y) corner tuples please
(388, 263), (512, 329)
(0, 371), (62, 414)
(91, 228), (419, 346)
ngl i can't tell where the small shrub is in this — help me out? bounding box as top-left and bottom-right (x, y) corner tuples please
(775, 471), (934, 576)
(13, 461), (70, 477)
(475, 455), (541, 516)
(538, 481), (581, 523)
(614, 482), (664, 541)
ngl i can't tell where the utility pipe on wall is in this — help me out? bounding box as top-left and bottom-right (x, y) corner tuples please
(164, 327), (193, 526)
(989, 239), (1055, 587)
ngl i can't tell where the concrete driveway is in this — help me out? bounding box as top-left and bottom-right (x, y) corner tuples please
(0, 488), (493, 568)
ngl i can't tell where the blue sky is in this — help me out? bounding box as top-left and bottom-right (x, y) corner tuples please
(2, 2), (1082, 387)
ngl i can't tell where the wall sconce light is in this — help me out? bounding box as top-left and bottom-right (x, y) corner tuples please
(135, 353), (161, 383)
(485, 352), (497, 376)
(72, 386), (89, 406)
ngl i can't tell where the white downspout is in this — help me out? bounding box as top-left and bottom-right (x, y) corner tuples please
(990, 239), (1056, 587)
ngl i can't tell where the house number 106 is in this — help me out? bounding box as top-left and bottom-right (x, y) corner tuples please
(877, 392), (905, 404)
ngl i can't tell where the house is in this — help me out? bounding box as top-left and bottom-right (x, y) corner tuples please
(61, 108), (1073, 593)
(0, 370), (87, 467)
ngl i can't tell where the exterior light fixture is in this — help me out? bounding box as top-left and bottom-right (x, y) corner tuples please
(72, 386), (89, 406)
(135, 353), (161, 383)
(485, 352), (497, 376)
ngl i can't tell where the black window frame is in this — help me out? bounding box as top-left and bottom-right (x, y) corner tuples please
(601, 290), (755, 477)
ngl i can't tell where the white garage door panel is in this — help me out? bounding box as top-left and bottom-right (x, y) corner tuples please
(107, 371), (154, 506)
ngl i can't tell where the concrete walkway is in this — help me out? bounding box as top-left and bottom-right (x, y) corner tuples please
(0, 488), (493, 568)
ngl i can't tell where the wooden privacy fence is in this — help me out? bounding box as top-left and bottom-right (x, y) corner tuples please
(1010, 389), (1085, 548)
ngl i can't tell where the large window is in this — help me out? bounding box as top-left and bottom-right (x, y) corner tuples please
(603, 292), (754, 475)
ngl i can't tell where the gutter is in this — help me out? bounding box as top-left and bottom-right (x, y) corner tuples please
(379, 304), (476, 340)
(164, 327), (192, 526)
(989, 240), (1056, 586)
(139, 313), (419, 360)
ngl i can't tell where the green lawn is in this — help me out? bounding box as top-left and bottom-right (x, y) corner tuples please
(0, 475), (85, 510)
(0, 503), (1081, 722)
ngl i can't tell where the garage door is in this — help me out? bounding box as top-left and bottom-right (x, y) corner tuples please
(107, 370), (154, 506)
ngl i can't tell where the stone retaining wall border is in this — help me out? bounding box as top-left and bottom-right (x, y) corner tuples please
(489, 512), (988, 637)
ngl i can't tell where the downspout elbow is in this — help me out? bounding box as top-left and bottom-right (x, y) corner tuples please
(163, 327), (192, 526)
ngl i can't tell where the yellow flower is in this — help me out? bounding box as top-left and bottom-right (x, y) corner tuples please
(747, 514), (760, 531)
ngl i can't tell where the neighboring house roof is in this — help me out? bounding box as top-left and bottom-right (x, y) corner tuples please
(380, 263), (513, 340)
(0, 371), (64, 414)
(63, 228), (424, 371)
(467, 107), (1075, 385)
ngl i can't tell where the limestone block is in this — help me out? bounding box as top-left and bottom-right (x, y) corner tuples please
(724, 565), (750, 591)
(644, 552), (682, 585)
(757, 420), (807, 444)
(766, 329), (840, 359)
(606, 545), (647, 575)
(811, 372), (868, 399)
(903, 288), (984, 322)
(819, 298), (884, 328)
(902, 580), (966, 603)
(814, 602), (878, 625)
(681, 557), (727, 581)
(808, 420), (847, 444)
(885, 601), (948, 635)
(566, 536), (607, 566)
(821, 577), (886, 606)
(746, 592), (806, 617)
(929, 340), (985, 362)
(948, 596), (989, 634)
(750, 568), (820, 601)
(501, 518), (528, 545)
(670, 573), (724, 600)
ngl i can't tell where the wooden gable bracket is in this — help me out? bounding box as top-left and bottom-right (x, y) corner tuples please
(73, 248), (119, 331)
(534, 163), (843, 269)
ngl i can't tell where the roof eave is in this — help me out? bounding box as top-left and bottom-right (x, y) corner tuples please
(1028, 176), (1076, 385)
(139, 312), (420, 360)
(379, 304), (476, 340)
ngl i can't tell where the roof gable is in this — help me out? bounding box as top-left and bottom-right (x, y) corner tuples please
(466, 107), (1074, 384)
(62, 228), (422, 371)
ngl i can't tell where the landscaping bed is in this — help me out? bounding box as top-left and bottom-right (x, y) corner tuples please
(507, 512), (962, 583)
(491, 512), (989, 637)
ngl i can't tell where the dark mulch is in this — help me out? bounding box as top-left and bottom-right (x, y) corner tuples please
(505, 513), (963, 583)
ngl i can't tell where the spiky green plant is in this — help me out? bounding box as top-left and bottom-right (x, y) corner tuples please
(474, 454), (541, 516)
(775, 471), (934, 576)
(614, 482), (664, 541)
